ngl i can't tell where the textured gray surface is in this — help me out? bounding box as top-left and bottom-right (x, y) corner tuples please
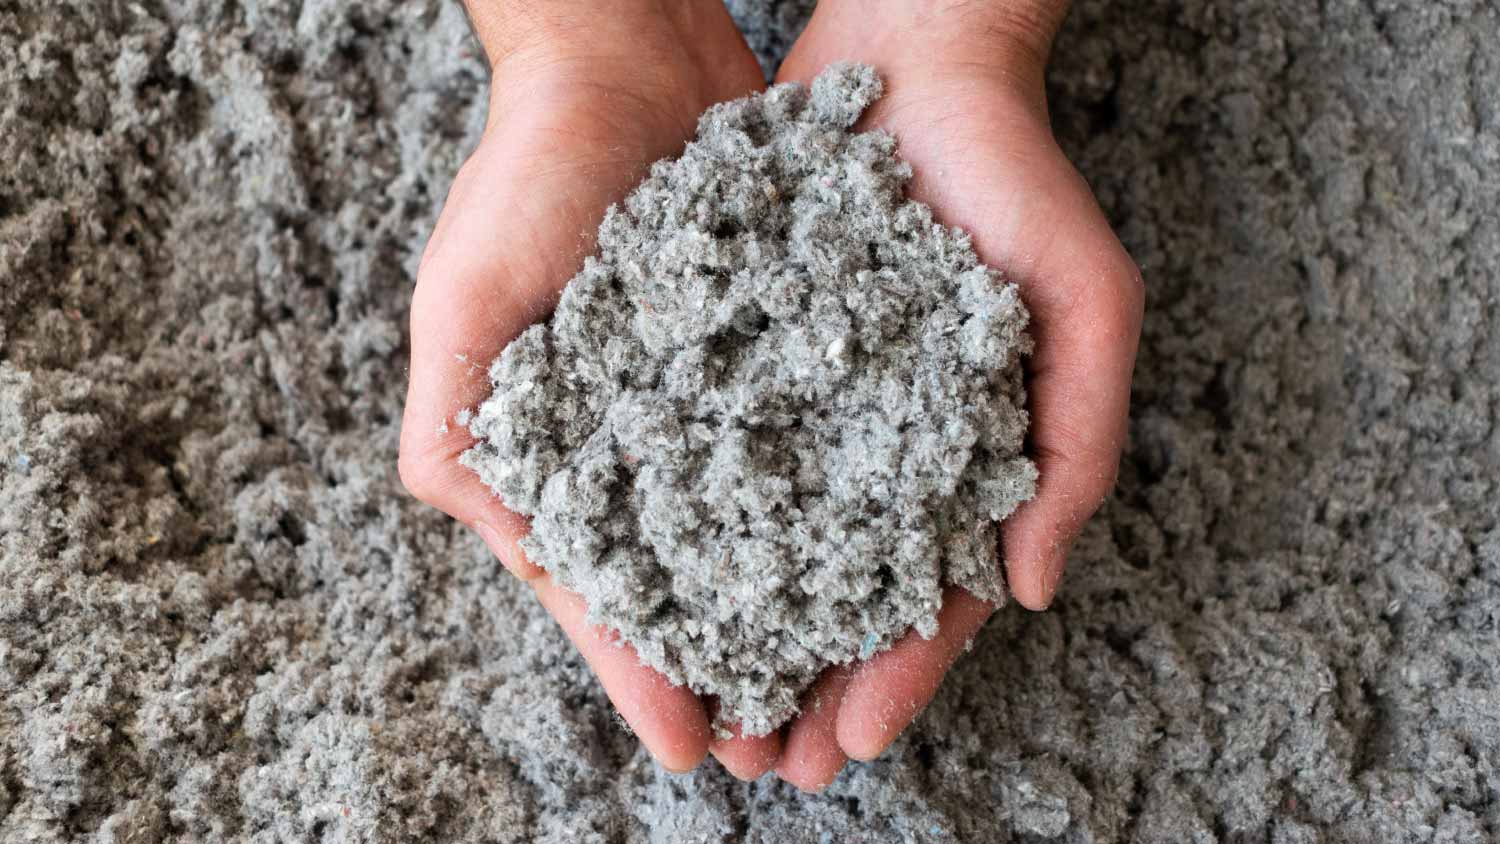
(462, 64), (1034, 738)
(1, 0), (1497, 842)
(725, 0), (816, 80)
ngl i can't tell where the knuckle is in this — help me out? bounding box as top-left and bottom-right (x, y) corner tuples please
(1116, 260), (1146, 316)
(1092, 243), (1143, 303)
(1097, 449), (1125, 495)
(397, 449), (440, 503)
(1036, 423), (1126, 498)
(1091, 446), (1127, 501)
(414, 235), (445, 290)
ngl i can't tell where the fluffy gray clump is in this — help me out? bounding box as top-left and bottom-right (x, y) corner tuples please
(461, 64), (1037, 736)
(724, 0), (817, 79)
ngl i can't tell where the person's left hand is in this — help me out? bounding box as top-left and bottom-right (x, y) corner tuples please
(767, 0), (1144, 791)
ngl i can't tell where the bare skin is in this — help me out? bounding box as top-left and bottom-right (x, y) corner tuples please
(399, 0), (1142, 788)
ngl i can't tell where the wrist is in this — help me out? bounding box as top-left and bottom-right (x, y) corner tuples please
(809, 0), (1067, 91)
(462, 0), (728, 73)
(463, 0), (754, 124)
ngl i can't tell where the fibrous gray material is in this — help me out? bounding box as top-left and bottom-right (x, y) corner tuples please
(461, 64), (1036, 737)
(724, 0), (817, 79)
(4, 0), (1500, 841)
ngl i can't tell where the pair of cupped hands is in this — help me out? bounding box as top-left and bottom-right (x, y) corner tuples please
(399, 0), (1142, 791)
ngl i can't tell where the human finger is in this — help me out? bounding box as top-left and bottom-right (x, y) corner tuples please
(835, 587), (994, 761)
(775, 665), (855, 791)
(532, 575), (712, 772)
(707, 716), (783, 782)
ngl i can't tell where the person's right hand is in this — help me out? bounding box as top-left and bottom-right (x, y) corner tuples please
(397, 1), (774, 778)
(767, 0), (1143, 791)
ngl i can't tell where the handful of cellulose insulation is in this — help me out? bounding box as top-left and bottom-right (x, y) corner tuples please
(461, 63), (1036, 738)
